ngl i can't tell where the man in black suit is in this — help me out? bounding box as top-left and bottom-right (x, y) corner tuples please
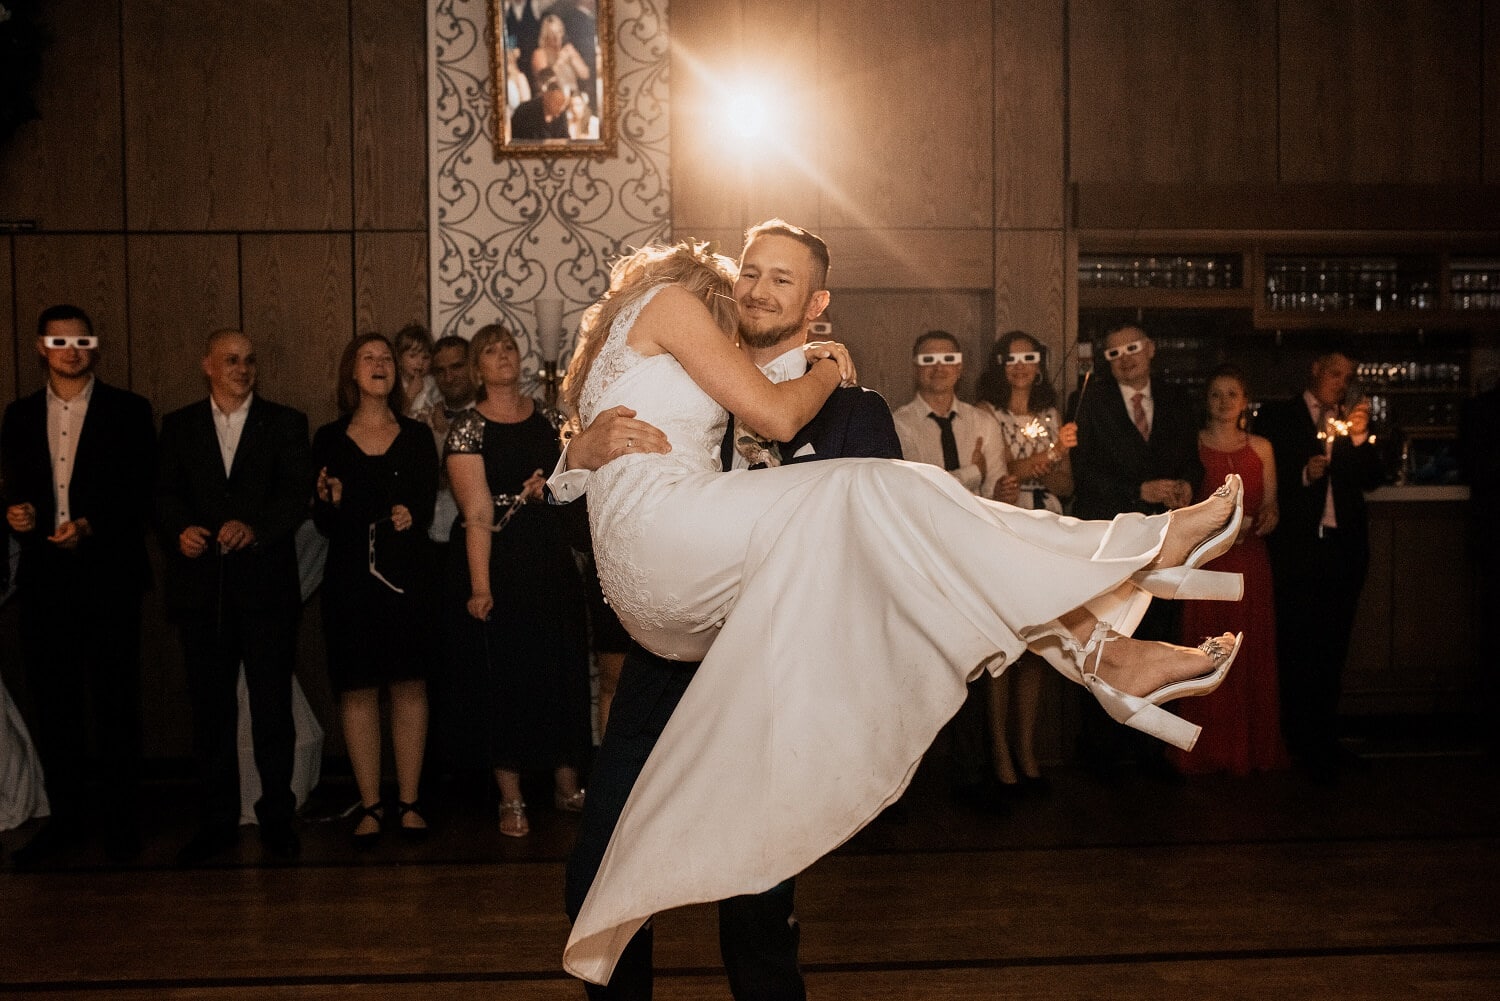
(1070, 323), (1203, 778)
(556, 220), (902, 1001)
(510, 77), (571, 141)
(1258, 349), (1384, 777)
(156, 329), (312, 863)
(2, 304), (155, 866)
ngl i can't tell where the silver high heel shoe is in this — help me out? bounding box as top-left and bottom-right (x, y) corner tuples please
(1132, 474), (1245, 602)
(1065, 622), (1244, 752)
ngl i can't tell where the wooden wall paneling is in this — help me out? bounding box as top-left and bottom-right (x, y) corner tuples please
(739, 0), (820, 229)
(127, 235), (241, 416)
(667, 0), (749, 234)
(0, 0), (124, 230)
(0, 239), (14, 406)
(1067, 0), (1278, 185)
(828, 290), (991, 407)
(993, 229), (1065, 354)
(353, 0), (428, 230)
(240, 234), (354, 430)
(818, 0), (993, 230)
(994, 0), (1064, 230)
(1278, 0), (1484, 184)
(11, 235), (129, 398)
(1485, 0), (1500, 184)
(355, 231), (429, 337)
(824, 227), (992, 290)
(122, 0), (353, 231)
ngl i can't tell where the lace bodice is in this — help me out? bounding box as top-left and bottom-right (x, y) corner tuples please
(579, 284), (731, 657)
(579, 284), (728, 483)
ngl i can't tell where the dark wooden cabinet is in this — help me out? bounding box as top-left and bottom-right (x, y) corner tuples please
(1344, 497), (1479, 715)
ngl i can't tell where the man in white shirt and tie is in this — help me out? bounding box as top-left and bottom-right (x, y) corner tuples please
(892, 329), (1019, 504)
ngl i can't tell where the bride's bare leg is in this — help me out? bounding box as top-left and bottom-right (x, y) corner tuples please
(1057, 609), (1231, 699)
(1145, 477), (1240, 570)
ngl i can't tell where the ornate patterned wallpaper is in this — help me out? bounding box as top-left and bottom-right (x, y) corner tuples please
(427, 0), (671, 382)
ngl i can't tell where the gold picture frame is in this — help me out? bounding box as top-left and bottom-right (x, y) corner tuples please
(489, 0), (616, 158)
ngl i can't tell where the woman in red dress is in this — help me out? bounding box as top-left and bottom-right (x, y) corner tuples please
(1170, 366), (1291, 775)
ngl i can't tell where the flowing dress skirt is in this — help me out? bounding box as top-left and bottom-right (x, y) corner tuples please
(567, 456), (1171, 982)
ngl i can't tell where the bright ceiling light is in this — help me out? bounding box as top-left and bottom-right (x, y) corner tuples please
(726, 90), (768, 141)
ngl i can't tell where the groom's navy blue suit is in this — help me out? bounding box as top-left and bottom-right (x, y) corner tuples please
(565, 384), (902, 1001)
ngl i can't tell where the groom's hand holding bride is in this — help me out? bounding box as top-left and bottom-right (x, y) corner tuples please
(564, 406), (673, 471)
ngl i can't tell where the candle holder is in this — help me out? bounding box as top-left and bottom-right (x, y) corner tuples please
(534, 297), (565, 427)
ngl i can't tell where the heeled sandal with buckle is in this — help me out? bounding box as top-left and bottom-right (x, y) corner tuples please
(352, 803), (384, 849)
(498, 800), (530, 838)
(1066, 622), (1244, 752)
(554, 789), (586, 813)
(396, 800), (429, 843)
(1132, 474), (1246, 601)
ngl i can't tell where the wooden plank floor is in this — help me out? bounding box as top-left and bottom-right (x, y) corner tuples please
(3, 743), (1499, 999)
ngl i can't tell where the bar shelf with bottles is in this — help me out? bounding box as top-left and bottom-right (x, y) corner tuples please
(1076, 252), (1249, 309)
(1078, 241), (1500, 330)
(1450, 258), (1500, 310)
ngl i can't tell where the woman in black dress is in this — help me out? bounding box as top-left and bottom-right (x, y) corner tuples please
(445, 323), (591, 838)
(313, 333), (438, 845)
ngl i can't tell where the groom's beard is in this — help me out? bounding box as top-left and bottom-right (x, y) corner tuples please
(737, 296), (810, 350)
(736, 318), (803, 350)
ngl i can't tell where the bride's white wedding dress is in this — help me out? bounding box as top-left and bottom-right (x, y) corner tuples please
(566, 286), (1171, 983)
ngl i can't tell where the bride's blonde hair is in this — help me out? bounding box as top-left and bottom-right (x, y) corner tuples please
(562, 241), (739, 413)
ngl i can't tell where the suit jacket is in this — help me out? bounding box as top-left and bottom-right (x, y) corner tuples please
(510, 95), (570, 140)
(719, 385), (904, 469)
(1071, 377), (1203, 520)
(155, 395), (312, 614)
(1256, 394), (1385, 564)
(0, 380), (156, 593)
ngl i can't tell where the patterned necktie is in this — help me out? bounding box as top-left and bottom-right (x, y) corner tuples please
(1131, 392), (1151, 441)
(928, 412), (961, 471)
(733, 417), (781, 469)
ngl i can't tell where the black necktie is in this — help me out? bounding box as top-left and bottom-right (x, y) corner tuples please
(928, 412), (961, 471)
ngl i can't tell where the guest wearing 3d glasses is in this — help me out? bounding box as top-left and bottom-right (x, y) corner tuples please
(1071, 322), (1204, 781)
(893, 330), (1020, 503)
(3, 304), (156, 867)
(312, 333), (438, 847)
(892, 329), (1019, 814)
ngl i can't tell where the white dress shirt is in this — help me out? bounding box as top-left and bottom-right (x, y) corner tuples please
(211, 393), (253, 477)
(45, 376), (95, 528)
(892, 395), (1008, 498)
(548, 344), (810, 502)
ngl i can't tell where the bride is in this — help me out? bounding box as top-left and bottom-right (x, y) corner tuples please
(562, 241), (1243, 984)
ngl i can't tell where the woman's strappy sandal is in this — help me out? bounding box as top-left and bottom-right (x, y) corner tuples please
(499, 800), (530, 838)
(1132, 474), (1245, 601)
(1065, 622), (1243, 752)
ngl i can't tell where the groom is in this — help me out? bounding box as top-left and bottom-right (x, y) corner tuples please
(554, 219), (902, 1000)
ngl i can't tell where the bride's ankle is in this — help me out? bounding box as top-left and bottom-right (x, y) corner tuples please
(1153, 488), (1236, 569)
(1096, 636), (1213, 699)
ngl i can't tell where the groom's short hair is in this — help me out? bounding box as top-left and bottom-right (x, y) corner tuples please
(744, 218), (830, 291)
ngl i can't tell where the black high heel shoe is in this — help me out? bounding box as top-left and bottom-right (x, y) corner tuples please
(352, 803), (384, 849)
(396, 800), (429, 843)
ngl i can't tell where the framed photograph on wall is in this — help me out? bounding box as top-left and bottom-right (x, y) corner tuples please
(489, 0), (615, 158)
